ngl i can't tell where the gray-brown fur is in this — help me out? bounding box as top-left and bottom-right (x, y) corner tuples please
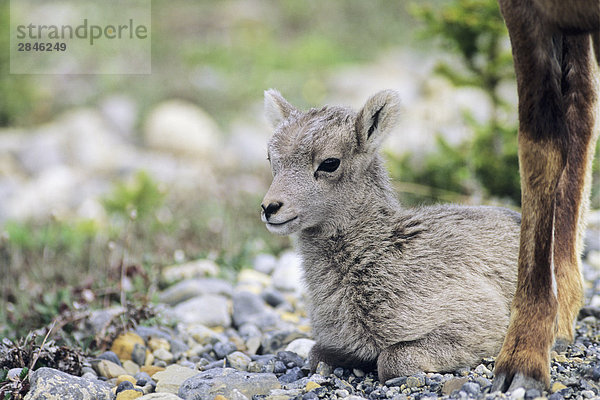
(260, 89), (521, 382)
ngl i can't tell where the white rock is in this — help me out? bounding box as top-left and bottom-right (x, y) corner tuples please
(7, 166), (81, 220)
(62, 109), (133, 172)
(272, 251), (303, 292)
(162, 259), (220, 282)
(16, 128), (65, 174)
(139, 394), (182, 400)
(158, 278), (233, 306)
(144, 100), (221, 157)
(173, 294), (231, 327)
(153, 364), (198, 394)
(100, 95), (137, 137)
(284, 338), (315, 359)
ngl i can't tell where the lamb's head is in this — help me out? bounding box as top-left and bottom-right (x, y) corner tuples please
(260, 89), (401, 236)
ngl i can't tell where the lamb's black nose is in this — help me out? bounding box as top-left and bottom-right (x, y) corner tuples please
(262, 201), (283, 218)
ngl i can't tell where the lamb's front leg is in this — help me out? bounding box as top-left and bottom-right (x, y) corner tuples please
(377, 333), (476, 383)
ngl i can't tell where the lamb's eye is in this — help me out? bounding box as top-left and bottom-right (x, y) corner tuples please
(317, 158), (340, 173)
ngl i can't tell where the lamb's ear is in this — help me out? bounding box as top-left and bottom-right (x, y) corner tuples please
(355, 90), (400, 153)
(264, 89), (297, 129)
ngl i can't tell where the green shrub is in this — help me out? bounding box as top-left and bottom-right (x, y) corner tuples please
(395, 0), (520, 204)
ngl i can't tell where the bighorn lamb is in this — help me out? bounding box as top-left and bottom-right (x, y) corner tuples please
(260, 89), (520, 382)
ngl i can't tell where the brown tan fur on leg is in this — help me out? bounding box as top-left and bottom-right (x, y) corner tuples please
(494, 0), (599, 392)
(553, 34), (599, 347)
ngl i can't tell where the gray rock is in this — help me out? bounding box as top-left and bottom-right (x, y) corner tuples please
(173, 294), (231, 327)
(186, 324), (226, 346)
(232, 291), (278, 328)
(213, 340), (238, 359)
(278, 366), (304, 383)
(314, 361), (332, 377)
(261, 330), (308, 354)
(442, 376), (469, 395)
(7, 368), (23, 380)
(253, 253), (278, 274)
(385, 376), (407, 387)
(267, 389), (304, 399)
(178, 367), (280, 399)
(276, 351), (305, 368)
(131, 343), (147, 366)
(159, 278), (232, 306)
(406, 374), (425, 388)
(85, 307), (125, 336)
(134, 372), (153, 386)
(169, 337), (189, 357)
(23, 367), (111, 400)
(92, 359), (128, 379)
(116, 380), (135, 393)
(238, 323), (262, 339)
(262, 288), (287, 308)
(138, 394), (182, 400)
(525, 388), (542, 399)
(461, 382), (481, 396)
(135, 326), (173, 341)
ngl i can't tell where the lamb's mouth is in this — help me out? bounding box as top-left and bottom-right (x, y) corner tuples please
(266, 216), (298, 226)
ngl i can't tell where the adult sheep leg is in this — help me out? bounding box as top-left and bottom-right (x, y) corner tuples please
(494, 0), (599, 391)
(553, 34), (598, 350)
(493, 0), (567, 391)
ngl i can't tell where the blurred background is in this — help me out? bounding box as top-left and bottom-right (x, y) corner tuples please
(0, 0), (598, 340)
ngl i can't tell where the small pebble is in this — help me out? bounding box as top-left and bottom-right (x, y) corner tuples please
(97, 351), (122, 366)
(461, 381), (480, 396)
(153, 347), (174, 363)
(213, 340), (238, 359)
(148, 337), (170, 352)
(115, 389), (143, 400)
(115, 380), (134, 394)
(511, 387), (526, 400)
(279, 366), (304, 383)
(227, 351), (252, 371)
(315, 361), (332, 377)
(29, 250), (600, 400)
(116, 375), (137, 385)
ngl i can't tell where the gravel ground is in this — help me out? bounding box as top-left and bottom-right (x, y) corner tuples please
(8, 230), (600, 400)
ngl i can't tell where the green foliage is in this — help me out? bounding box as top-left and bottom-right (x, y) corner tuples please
(399, 0), (520, 204)
(32, 290), (73, 326)
(102, 171), (165, 220)
(412, 0), (514, 92)
(4, 219), (98, 254)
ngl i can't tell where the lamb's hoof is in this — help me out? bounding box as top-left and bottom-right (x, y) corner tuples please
(491, 372), (546, 393)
